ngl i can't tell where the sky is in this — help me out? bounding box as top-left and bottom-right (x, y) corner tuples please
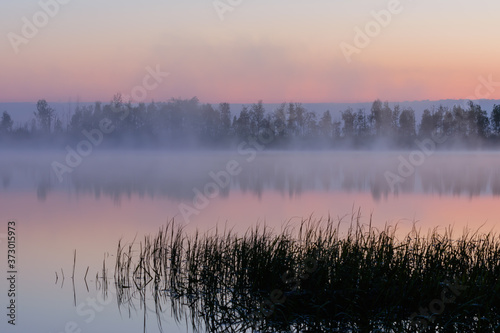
(1, 0), (500, 104)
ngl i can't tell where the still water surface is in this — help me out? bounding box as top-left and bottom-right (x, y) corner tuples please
(1, 150), (499, 332)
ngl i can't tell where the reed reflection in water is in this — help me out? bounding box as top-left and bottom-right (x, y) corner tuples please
(105, 217), (500, 333)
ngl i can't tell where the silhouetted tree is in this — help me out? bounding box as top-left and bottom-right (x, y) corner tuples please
(467, 101), (489, 139)
(250, 100), (265, 137)
(443, 108), (455, 137)
(370, 100), (392, 137)
(452, 105), (468, 138)
(398, 108), (416, 144)
(319, 110), (333, 139)
(70, 105), (94, 134)
(304, 111), (318, 139)
(272, 103), (287, 139)
(392, 105), (401, 135)
(419, 109), (434, 138)
(235, 106), (251, 139)
(200, 104), (221, 141)
(295, 104), (306, 137)
(0, 111), (13, 133)
(286, 103), (306, 137)
(219, 103), (232, 136)
(5, 97), (500, 149)
(332, 119), (342, 140)
(35, 99), (55, 133)
(341, 108), (356, 138)
(286, 103), (297, 136)
(355, 109), (370, 138)
(491, 104), (500, 136)
(432, 106), (445, 136)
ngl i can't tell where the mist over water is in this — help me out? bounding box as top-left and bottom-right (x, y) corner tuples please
(2, 150), (500, 202)
(3, 148), (500, 333)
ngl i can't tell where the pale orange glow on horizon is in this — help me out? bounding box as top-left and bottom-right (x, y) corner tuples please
(2, 1), (500, 103)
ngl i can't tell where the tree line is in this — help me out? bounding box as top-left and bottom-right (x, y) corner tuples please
(2, 94), (500, 149)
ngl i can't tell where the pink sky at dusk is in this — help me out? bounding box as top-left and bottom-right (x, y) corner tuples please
(2, 0), (500, 104)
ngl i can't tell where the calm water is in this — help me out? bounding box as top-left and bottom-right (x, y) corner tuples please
(1, 149), (500, 332)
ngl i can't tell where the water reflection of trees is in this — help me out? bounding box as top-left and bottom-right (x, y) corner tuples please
(2, 152), (500, 202)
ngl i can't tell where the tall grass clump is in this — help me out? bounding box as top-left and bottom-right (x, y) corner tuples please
(112, 215), (500, 332)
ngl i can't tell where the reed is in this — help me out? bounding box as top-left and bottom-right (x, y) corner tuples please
(113, 216), (500, 332)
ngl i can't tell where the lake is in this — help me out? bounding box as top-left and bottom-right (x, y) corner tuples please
(1, 149), (499, 332)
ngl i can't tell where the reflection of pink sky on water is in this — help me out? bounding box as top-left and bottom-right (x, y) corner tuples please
(2, 183), (500, 332)
(0, 192), (188, 332)
(3, 188), (499, 272)
(2, 150), (500, 333)
(183, 190), (500, 238)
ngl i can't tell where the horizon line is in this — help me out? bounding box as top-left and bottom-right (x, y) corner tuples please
(2, 98), (500, 105)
